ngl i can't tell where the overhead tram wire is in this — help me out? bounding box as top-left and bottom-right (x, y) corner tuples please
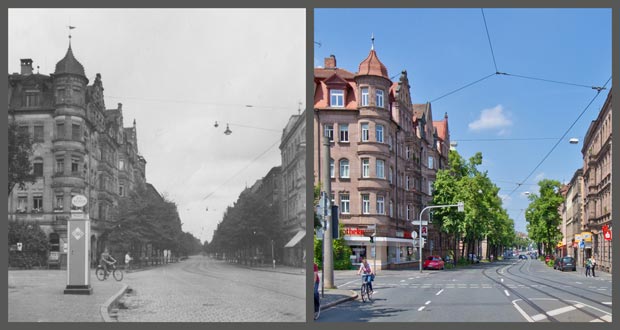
(430, 73), (496, 103)
(454, 137), (559, 142)
(105, 95), (294, 110)
(481, 8), (499, 73)
(201, 137), (282, 202)
(506, 76), (612, 198)
(497, 72), (606, 91)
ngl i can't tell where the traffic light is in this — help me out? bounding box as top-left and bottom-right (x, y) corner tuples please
(370, 236), (374, 243)
(331, 205), (339, 239)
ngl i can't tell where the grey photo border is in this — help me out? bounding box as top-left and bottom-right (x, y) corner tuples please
(2, 1), (618, 330)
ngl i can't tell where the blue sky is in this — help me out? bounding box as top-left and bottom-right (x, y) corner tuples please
(314, 8), (611, 233)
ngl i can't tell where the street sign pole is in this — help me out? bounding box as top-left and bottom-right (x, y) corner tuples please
(321, 132), (335, 291)
(417, 202), (464, 273)
(64, 194), (92, 295)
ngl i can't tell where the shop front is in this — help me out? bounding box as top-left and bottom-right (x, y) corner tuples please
(344, 232), (417, 271)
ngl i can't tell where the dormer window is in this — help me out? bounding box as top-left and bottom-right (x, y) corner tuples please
(330, 89), (344, 107)
(376, 89), (384, 108)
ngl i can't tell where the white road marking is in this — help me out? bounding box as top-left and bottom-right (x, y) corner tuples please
(590, 319), (604, 322)
(575, 282), (582, 284)
(504, 290), (510, 296)
(597, 288), (606, 291)
(435, 289), (444, 296)
(408, 278), (414, 280)
(418, 306), (425, 311)
(600, 315), (612, 322)
(500, 278), (504, 283)
(546, 305), (575, 316)
(531, 314), (548, 321)
(602, 302), (612, 305)
(512, 300), (535, 322)
(425, 300), (431, 305)
(339, 279), (361, 287)
(400, 280), (406, 282)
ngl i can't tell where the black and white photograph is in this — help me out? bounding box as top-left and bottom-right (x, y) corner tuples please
(8, 8), (306, 322)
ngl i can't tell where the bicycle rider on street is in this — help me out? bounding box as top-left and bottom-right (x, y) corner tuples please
(357, 257), (375, 294)
(100, 247), (116, 274)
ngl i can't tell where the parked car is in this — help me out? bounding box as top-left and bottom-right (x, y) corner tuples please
(423, 256), (445, 270)
(467, 254), (480, 263)
(545, 255), (554, 263)
(555, 256), (576, 272)
(518, 254), (528, 260)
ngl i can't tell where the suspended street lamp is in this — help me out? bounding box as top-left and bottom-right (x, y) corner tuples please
(224, 124), (232, 135)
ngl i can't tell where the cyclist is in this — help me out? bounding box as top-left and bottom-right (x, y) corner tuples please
(100, 247), (117, 275)
(357, 257), (374, 294)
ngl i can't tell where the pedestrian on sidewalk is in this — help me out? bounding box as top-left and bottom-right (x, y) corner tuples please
(585, 257), (592, 277)
(314, 262), (320, 320)
(590, 255), (597, 277)
(125, 252), (133, 270)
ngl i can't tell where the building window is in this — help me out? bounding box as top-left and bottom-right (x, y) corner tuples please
(428, 181), (434, 195)
(330, 159), (335, 178)
(72, 124), (81, 141)
(17, 196), (27, 213)
(406, 176), (410, 191)
(388, 135), (393, 149)
(361, 158), (370, 178)
(376, 159), (385, 179)
(389, 167), (393, 184)
(119, 185), (125, 197)
(361, 87), (369, 106)
(324, 124), (334, 142)
(377, 195), (385, 215)
(339, 124), (349, 142)
(19, 126), (29, 137)
(25, 92), (40, 107)
(362, 194), (370, 214)
(71, 157), (80, 174)
(34, 125), (44, 142)
(407, 204), (411, 220)
(32, 195), (43, 212)
(376, 89), (384, 108)
(55, 195), (64, 211)
(33, 159), (43, 177)
(56, 122), (65, 139)
(361, 123), (369, 142)
(406, 146), (411, 160)
(55, 158), (64, 175)
(428, 156), (434, 169)
(340, 194), (350, 214)
(389, 200), (394, 217)
(330, 89), (344, 107)
(376, 125), (384, 143)
(339, 159), (350, 178)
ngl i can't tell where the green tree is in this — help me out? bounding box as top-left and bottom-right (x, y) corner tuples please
(8, 120), (35, 195)
(525, 179), (563, 256)
(8, 221), (50, 268)
(314, 223), (352, 270)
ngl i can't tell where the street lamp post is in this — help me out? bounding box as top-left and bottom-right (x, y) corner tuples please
(417, 202), (464, 273)
(271, 239), (275, 269)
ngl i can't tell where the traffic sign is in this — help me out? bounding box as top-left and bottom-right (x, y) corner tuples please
(579, 239), (585, 249)
(604, 230), (612, 241)
(421, 226), (428, 236)
(412, 220), (428, 226)
(411, 231), (418, 239)
(457, 201), (464, 212)
(71, 194), (88, 208)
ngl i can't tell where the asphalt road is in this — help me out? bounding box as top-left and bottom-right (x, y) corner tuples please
(116, 255), (305, 322)
(317, 258), (612, 322)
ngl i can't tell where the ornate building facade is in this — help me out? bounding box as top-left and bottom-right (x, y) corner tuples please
(8, 42), (147, 267)
(313, 48), (450, 270)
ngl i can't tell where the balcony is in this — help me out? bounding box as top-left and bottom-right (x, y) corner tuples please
(357, 178), (390, 191)
(51, 173), (85, 189)
(357, 142), (389, 157)
(52, 139), (85, 154)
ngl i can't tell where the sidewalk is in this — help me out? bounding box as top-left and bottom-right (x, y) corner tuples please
(8, 269), (128, 322)
(318, 288), (358, 309)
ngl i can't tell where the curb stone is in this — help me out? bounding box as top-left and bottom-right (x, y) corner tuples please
(100, 283), (129, 322)
(321, 290), (358, 310)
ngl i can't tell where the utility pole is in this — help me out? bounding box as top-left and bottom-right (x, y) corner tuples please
(321, 133), (335, 289)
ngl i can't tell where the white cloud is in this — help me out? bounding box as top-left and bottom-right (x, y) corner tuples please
(468, 105), (513, 132)
(535, 172), (545, 182)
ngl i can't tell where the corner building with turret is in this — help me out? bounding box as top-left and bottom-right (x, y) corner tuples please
(314, 47), (450, 270)
(8, 42), (147, 268)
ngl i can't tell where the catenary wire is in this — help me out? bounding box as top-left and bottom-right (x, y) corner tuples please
(105, 95), (295, 110)
(497, 72), (605, 90)
(506, 76), (611, 198)
(481, 9), (499, 72)
(430, 73), (496, 102)
(201, 137), (281, 201)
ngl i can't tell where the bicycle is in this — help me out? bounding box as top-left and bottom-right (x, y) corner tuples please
(360, 274), (374, 302)
(96, 261), (123, 281)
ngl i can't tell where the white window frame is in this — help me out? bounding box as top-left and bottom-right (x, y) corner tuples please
(407, 204), (411, 220)
(361, 158), (370, 178)
(389, 200), (394, 217)
(376, 125), (384, 143)
(389, 167), (393, 184)
(330, 89), (344, 107)
(376, 159), (385, 179)
(340, 159), (350, 178)
(339, 124), (349, 142)
(376, 89), (384, 108)
(330, 159), (335, 178)
(361, 87), (369, 106)
(377, 195), (385, 215)
(361, 123), (369, 142)
(362, 194), (370, 214)
(406, 176), (410, 191)
(324, 124), (334, 142)
(340, 194), (350, 214)
(428, 156), (434, 169)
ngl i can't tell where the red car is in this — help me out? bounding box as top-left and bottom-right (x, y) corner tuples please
(423, 256), (445, 270)
(545, 255), (554, 263)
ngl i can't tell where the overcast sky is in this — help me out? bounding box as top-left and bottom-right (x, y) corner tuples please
(8, 8), (306, 243)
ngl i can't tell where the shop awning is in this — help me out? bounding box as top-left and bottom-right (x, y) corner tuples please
(284, 230), (306, 248)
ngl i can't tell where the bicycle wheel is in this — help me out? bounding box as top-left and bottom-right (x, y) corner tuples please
(366, 284), (373, 302)
(360, 283), (367, 302)
(95, 268), (106, 281)
(113, 269), (124, 281)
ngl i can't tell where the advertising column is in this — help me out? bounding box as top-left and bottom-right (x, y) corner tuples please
(64, 195), (93, 295)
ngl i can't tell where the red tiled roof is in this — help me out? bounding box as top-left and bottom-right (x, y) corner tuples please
(357, 50), (389, 79)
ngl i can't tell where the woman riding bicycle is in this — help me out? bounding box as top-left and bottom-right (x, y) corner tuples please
(357, 257), (374, 294)
(100, 247), (116, 274)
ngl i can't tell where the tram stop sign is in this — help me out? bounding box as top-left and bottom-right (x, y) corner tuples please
(579, 239), (585, 249)
(457, 201), (464, 212)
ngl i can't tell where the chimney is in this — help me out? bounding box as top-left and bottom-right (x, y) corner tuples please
(117, 103), (123, 110)
(324, 55), (336, 69)
(20, 59), (33, 75)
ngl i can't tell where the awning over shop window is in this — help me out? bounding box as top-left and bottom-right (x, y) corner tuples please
(284, 230), (306, 248)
